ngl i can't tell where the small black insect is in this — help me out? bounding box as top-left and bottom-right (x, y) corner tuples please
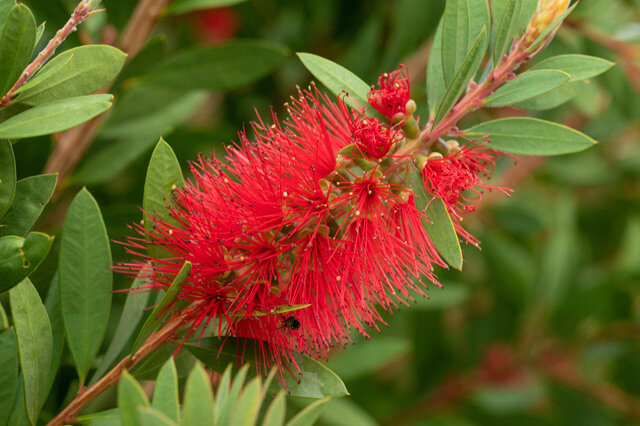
(281, 316), (301, 330)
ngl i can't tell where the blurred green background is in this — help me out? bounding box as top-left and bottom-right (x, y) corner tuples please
(13, 0), (640, 424)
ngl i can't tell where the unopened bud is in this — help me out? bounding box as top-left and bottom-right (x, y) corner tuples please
(404, 100), (417, 115)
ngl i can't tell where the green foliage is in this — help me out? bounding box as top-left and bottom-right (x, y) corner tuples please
(0, 139), (15, 218)
(484, 69), (570, 107)
(0, 4), (36, 95)
(0, 174), (57, 237)
(0, 233), (53, 293)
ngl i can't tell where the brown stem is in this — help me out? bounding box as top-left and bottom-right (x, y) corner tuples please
(43, 0), (172, 188)
(0, 0), (97, 109)
(46, 314), (184, 426)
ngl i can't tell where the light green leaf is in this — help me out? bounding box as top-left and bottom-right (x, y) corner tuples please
(183, 363), (214, 426)
(441, 0), (490, 85)
(0, 232), (53, 294)
(248, 304), (311, 317)
(426, 21), (445, 116)
(0, 328), (19, 426)
(152, 358), (180, 423)
(118, 372), (149, 426)
(15, 45), (126, 105)
(285, 398), (331, 426)
(138, 40), (288, 90)
(463, 117), (597, 155)
(213, 366), (233, 426)
(229, 377), (262, 426)
(529, 54), (615, 81)
(167, 0), (247, 14)
(297, 52), (372, 112)
(263, 392), (286, 426)
(76, 409), (121, 426)
(0, 139), (16, 218)
(90, 269), (152, 384)
(9, 278), (52, 426)
(137, 407), (177, 426)
(435, 27), (487, 124)
(0, 174), (57, 237)
(485, 69), (571, 107)
(132, 261), (191, 354)
(59, 188), (113, 382)
(492, 0), (523, 64)
(512, 80), (587, 110)
(0, 4), (36, 95)
(316, 398), (377, 426)
(142, 138), (184, 260)
(34, 22), (43, 46)
(0, 94), (113, 140)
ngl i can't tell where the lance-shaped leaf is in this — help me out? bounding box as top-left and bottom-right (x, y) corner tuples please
(9, 278), (52, 426)
(484, 69), (571, 107)
(118, 372), (149, 426)
(59, 188), (113, 382)
(0, 94), (113, 140)
(15, 45), (126, 106)
(528, 54), (614, 81)
(131, 261), (192, 354)
(0, 173), (57, 237)
(412, 167), (463, 270)
(229, 377), (262, 426)
(0, 139), (16, 218)
(463, 117), (596, 155)
(152, 358), (180, 423)
(143, 138), (184, 260)
(183, 363), (214, 426)
(185, 337), (349, 398)
(167, 0), (247, 15)
(248, 304), (311, 317)
(0, 232), (53, 294)
(427, 21), (445, 117)
(492, 0), (523, 64)
(0, 4), (36, 95)
(0, 327), (19, 426)
(263, 392), (286, 426)
(286, 398), (331, 426)
(44, 274), (65, 393)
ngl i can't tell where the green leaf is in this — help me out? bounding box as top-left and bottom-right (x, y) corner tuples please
(90, 269), (152, 384)
(0, 328), (19, 426)
(529, 54), (615, 82)
(185, 337), (349, 398)
(218, 365), (249, 426)
(314, 398), (377, 426)
(263, 392), (286, 426)
(9, 278), (52, 426)
(137, 407), (177, 426)
(229, 377), (262, 426)
(14, 45), (126, 105)
(152, 358), (180, 423)
(248, 304), (311, 317)
(0, 94), (113, 140)
(441, 0), (490, 85)
(297, 52), (372, 112)
(0, 139), (16, 218)
(167, 0), (247, 15)
(435, 27), (487, 124)
(183, 363), (214, 426)
(463, 117), (597, 155)
(484, 69), (571, 107)
(0, 4), (36, 95)
(0, 174), (57, 237)
(137, 40), (288, 90)
(131, 261), (191, 354)
(213, 366), (233, 426)
(76, 409), (121, 426)
(411, 283), (470, 310)
(44, 274), (65, 393)
(492, 0), (523, 64)
(118, 372), (149, 426)
(142, 138), (184, 260)
(0, 232), (53, 294)
(512, 80), (587, 110)
(412, 168), (462, 270)
(0, 0), (16, 31)
(427, 21), (445, 117)
(34, 22), (44, 46)
(59, 188), (113, 382)
(285, 398), (331, 426)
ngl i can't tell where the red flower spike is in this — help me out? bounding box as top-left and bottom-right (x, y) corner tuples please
(367, 64), (411, 119)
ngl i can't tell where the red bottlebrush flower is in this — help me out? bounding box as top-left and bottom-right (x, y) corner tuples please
(342, 100), (404, 159)
(367, 64), (411, 119)
(192, 7), (239, 44)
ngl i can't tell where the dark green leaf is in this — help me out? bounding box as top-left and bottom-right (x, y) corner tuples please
(426, 21), (445, 117)
(0, 139), (16, 218)
(167, 0), (247, 15)
(327, 337), (410, 381)
(411, 283), (470, 310)
(0, 4), (36, 95)
(9, 278), (52, 426)
(183, 363), (214, 426)
(285, 398), (331, 426)
(0, 0), (16, 31)
(529, 54), (615, 81)
(44, 274), (64, 393)
(263, 392), (286, 426)
(118, 372), (149, 426)
(484, 69), (571, 107)
(142, 138), (184, 260)
(0, 94), (113, 140)
(0, 232), (53, 294)
(0, 174), (57, 237)
(137, 40), (288, 90)
(492, 0), (523, 64)
(132, 261), (191, 354)
(463, 117), (597, 155)
(59, 188), (113, 382)
(15, 45), (126, 106)
(0, 328), (19, 426)
(152, 358), (180, 423)
(435, 27), (487, 124)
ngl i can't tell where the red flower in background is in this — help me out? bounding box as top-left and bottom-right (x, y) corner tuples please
(192, 7), (239, 43)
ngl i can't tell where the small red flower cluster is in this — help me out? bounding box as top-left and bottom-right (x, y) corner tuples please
(120, 65), (509, 376)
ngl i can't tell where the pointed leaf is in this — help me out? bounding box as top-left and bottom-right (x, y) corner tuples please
(463, 117), (597, 155)
(0, 95), (113, 140)
(285, 398), (331, 426)
(263, 392), (286, 426)
(0, 4), (36, 95)
(183, 363), (214, 426)
(59, 188), (113, 381)
(529, 54), (615, 81)
(0, 232), (53, 294)
(229, 377), (262, 426)
(0, 174), (57, 237)
(44, 274), (64, 393)
(0, 140), (16, 218)
(493, 0), (523, 64)
(0, 328), (19, 426)
(9, 278), (52, 425)
(137, 407), (177, 426)
(484, 69), (571, 107)
(118, 372), (149, 426)
(152, 358), (180, 423)
(426, 21), (445, 116)
(213, 366), (233, 426)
